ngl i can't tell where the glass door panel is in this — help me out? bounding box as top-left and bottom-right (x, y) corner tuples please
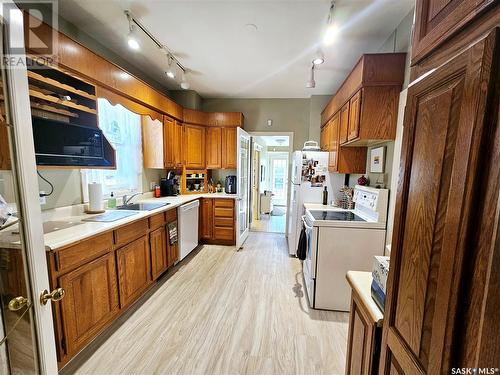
(236, 128), (250, 246)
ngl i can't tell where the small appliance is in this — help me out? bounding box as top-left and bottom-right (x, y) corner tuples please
(225, 175), (237, 194)
(160, 171), (179, 196)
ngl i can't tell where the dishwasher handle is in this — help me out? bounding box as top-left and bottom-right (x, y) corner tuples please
(180, 200), (200, 212)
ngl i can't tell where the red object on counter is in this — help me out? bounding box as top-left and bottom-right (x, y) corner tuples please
(154, 185), (161, 198)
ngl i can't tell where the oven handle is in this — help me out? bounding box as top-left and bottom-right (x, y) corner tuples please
(301, 215), (313, 231)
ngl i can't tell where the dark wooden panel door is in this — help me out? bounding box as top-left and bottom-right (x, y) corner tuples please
(412, 0), (494, 63)
(116, 236), (151, 308)
(184, 124), (206, 169)
(379, 32), (498, 375)
(328, 113), (339, 172)
(348, 91), (361, 142)
(221, 127), (237, 169)
(150, 227), (168, 280)
(58, 253), (119, 356)
(206, 127), (222, 169)
(339, 102), (349, 145)
(199, 198), (213, 240)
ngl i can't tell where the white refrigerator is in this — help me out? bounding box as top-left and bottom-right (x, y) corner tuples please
(287, 151), (333, 256)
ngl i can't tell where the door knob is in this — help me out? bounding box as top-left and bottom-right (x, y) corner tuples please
(40, 288), (65, 305)
(8, 296), (28, 311)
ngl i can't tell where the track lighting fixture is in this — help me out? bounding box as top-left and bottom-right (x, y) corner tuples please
(306, 64), (316, 88)
(126, 12), (140, 50)
(323, 0), (338, 45)
(313, 50), (325, 65)
(180, 70), (190, 90)
(166, 55), (176, 79)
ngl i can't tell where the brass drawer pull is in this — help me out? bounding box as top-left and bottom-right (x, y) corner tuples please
(8, 296), (28, 311)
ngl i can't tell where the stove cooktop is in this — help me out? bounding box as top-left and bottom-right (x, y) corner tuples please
(309, 210), (366, 222)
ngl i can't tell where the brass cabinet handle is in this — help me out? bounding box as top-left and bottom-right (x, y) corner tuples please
(8, 296), (28, 311)
(40, 288), (65, 305)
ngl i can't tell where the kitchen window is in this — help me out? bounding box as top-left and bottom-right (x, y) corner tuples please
(81, 98), (143, 200)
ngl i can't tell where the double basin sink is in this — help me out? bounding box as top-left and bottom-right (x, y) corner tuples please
(81, 202), (172, 224)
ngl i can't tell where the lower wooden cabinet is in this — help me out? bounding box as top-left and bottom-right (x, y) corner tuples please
(58, 252), (119, 357)
(166, 208), (179, 266)
(199, 198), (235, 245)
(116, 236), (152, 308)
(150, 226), (168, 280)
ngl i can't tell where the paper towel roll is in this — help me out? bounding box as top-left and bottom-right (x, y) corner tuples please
(88, 183), (103, 212)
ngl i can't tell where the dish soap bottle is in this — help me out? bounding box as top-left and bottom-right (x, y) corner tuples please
(108, 192), (117, 209)
(322, 186), (328, 205)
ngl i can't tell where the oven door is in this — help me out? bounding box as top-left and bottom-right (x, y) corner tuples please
(301, 215), (318, 307)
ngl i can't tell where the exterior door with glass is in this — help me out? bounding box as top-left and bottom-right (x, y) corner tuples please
(0, 3), (58, 374)
(269, 153), (289, 206)
(236, 128), (251, 247)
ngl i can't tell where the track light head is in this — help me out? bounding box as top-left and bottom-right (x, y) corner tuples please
(306, 65), (316, 88)
(166, 55), (176, 79)
(180, 70), (190, 89)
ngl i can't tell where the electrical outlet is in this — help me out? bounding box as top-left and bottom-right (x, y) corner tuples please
(39, 191), (46, 205)
(150, 181), (156, 190)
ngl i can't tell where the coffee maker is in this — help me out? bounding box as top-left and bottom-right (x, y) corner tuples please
(225, 175), (237, 194)
(160, 171), (179, 196)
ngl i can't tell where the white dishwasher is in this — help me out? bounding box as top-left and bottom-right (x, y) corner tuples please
(178, 200), (200, 261)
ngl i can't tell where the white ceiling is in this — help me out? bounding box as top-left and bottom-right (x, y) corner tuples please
(56, 0), (413, 99)
(260, 136), (290, 147)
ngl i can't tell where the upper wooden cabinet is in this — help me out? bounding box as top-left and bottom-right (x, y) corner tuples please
(142, 116), (164, 169)
(221, 127), (237, 169)
(328, 114), (340, 171)
(321, 53), (406, 147)
(183, 108), (209, 126)
(411, 0), (495, 64)
(206, 127), (222, 169)
(208, 112), (244, 127)
(164, 116), (183, 169)
(184, 124), (206, 169)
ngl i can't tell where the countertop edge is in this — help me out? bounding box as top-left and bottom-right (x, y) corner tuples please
(346, 270), (384, 326)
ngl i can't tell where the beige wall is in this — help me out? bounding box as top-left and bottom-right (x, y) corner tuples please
(202, 98), (310, 151)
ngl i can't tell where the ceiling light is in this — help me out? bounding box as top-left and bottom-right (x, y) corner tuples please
(306, 65), (316, 88)
(180, 70), (190, 89)
(166, 55), (176, 79)
(323, 0), (339, 45)
(313, 50), (325, 65)
(126, 13), (140, 50)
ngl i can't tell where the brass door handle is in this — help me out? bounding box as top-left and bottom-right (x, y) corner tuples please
(8, 296), (28, 311)
(40, 288), (65, 305)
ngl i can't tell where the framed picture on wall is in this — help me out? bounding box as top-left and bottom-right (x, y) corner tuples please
(370, 146), (386, 173)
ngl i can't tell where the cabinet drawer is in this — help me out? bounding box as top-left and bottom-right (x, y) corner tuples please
(214, 199), (234, 208)
(56, 232), (113, 273)
(214, 226), (234, 241)
(214, 207), (234, 218)
(114, 219), (148, 247)
(149, 212), (165, 230)
(165, 208), (177, 222)
(214, 217), (234, 228)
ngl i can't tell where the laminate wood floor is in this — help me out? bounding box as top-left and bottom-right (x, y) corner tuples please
(73, 232), (349, 375)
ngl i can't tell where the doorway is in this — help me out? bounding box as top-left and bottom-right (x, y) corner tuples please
(249, 134), (292, 234)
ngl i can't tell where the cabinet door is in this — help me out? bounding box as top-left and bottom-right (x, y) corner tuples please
(339, 102), (349, 145)
(221, 127), (237, 169)
(0, 119), (11, 170)
(199, 198), (213, 240)
(184, 124), (206, 169)
(142, 116), (164, 169)
(163, 116), (175, 168)
(150, 227), (168, 280)
(206, 127), (222, 169)
(320, 126), (327, 151)
(116, 236), (151, 308)
(379, 33), (498, 375)
(411, 0), (493, 63)
(328, 114), (339, 172)
(348, 91), (361, 142)
(58, 253), (119, 356)
(174, 120), (183, 167)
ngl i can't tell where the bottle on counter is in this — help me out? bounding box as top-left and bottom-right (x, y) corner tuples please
(108, 192), (117, 209)
(322, 186), (328, 205)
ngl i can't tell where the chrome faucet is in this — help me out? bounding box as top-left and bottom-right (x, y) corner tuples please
(122, 192), (142, 206)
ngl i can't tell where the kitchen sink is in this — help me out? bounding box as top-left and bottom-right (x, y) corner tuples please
(117, 202), (170, 211)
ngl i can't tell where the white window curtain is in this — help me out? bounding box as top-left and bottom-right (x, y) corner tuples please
(81, 98), (143, 201)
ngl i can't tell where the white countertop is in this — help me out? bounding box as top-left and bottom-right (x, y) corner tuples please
(346, 271), (384, 326)
(0, 193), (237, 251)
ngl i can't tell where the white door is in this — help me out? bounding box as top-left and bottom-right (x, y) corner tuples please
(0, 4), (58, 374)
(236, 128), (251, 247)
